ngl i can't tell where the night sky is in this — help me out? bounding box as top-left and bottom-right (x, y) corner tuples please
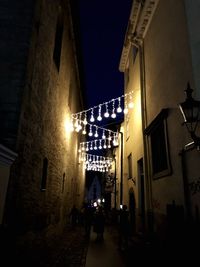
(77, 0), (132, 108)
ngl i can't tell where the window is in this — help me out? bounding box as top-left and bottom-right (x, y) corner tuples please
(53, 10), (63, 71)
(144, 109), (172, 179)
(128, 153), (133, 179)
(41, 157), (48, 191)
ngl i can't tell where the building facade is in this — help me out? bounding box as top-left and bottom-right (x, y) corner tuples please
(118, 0), (200, 242)
(0, 0), (85, 257)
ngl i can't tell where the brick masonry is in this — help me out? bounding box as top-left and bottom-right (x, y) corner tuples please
(2, 0), (86, 256)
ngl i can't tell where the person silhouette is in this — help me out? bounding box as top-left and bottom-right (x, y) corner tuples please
(69, 205), (79, 228)
(93, 206), (105, 241)
(119, 205), (130, 250)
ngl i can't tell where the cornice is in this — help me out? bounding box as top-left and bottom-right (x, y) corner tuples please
(119, 0), (159, 72)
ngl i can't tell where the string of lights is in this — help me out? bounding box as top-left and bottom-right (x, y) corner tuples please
(78, 135), (119, 152)
(79, 152), (113, 172)
(69, 118), (118, 139)
(70, 92), (133, 172)
(71, 91), (134, 125)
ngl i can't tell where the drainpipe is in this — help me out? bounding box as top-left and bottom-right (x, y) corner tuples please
(131, 38), (153, 232)
(114, 155), (117, 210)
(139, 41), (154, 232)
(119, 131), (123, 207)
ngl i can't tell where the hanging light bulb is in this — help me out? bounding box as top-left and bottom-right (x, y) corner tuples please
(111, 100), (116, 118)
(74, 116), (79, 128)
(113, 135), (119, 146)
(94, 140), (97, 150)
(88, 125), (93, 136)
(83, 112), (88, 125)
(94, 126), (98, 138)
(75, 120), (81, 132)
(103, 140), (107, 149)
(124, 95), (128, 114)
(128, 92), (134, 108)
(117, 97), (122, 113)
(97, 105), (102, 121)
(108, 131), (112, 141)
(98, 140), (102, 150)
(104, 103), (109, 118)
(78, 114), (82, 129)
(90, 141), (93, 150)
(102, 130), (106, 139)
(86, 142), (89, 151)
(82, 124), (86, 135)
(90, 109), (95, 122)
(108, 140), (111, 148)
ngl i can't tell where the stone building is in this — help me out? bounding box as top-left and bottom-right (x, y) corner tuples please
(118, 0), (200, 243)
(0, 0), (85, 258)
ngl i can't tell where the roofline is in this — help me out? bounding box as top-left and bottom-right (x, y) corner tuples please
(119, 0), (159, 72)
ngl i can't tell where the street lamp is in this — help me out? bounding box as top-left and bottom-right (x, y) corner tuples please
(179, 82), (200, 149)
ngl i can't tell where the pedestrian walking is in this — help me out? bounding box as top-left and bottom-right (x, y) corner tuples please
(93, 206), (105, 241)
(118, 204), (130, 251)
(83, 204), (94, 238)
(69, 205), (79, 228)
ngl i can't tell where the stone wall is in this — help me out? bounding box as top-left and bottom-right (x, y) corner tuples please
(3, 0), (85, 255)
(0, 0), (35, 149)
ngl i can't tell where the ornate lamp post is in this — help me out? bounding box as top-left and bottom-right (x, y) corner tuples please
(179, 82), (200, 150)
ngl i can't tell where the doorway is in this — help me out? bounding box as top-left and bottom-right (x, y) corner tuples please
(129, 188), (136, 235)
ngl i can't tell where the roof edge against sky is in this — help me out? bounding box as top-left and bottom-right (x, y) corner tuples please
(119, 0), (160, 73)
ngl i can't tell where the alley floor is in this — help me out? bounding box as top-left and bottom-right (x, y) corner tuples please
(2, 221), (198, 266)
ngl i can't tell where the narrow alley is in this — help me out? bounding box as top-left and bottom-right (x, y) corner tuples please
(1, 0), (200, 266)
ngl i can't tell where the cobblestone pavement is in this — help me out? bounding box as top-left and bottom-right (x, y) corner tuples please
(1, 225), (90, 267)
(40, 225), (89, 267)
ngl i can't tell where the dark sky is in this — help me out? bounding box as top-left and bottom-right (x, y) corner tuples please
(77, 0), (132, 108)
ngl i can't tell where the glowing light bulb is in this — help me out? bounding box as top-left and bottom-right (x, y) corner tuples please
(102, 130), (106, 139)
(97, 105), (102, 121)
(124, 108), (128, 114)
(90, 109), (95, 122)
(90, 115), (95, 122)
(82, 125), (86, 135)
(104, 103), (109, 118)
(83, 117), (87, 125)
(94, 127), (98, 138)
(117, 97), (122, 113)
(111, 112), (116, 118)
(104, 111), (109, 118)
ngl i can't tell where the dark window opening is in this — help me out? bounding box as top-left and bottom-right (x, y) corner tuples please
(151, 121), (168, 174)
(128, 153), (132, 179)
(41, 157), (48, 191)
(144, 109), (172, 179)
